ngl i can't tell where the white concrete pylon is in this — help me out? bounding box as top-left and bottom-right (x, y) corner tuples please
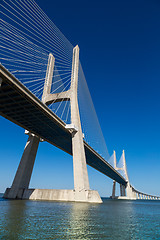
(114, 150), (137, 200)
(111, 151), (117, 198)
(43, 46), (95, 199)
(42, 53), (55, 104)
(121, 150), (133, 199)
(113, 150), (117, 169)
(4, 48), (102, 203)
(41, 46), (101, 202)
(111, 150), (127, 198)
(70, 46), (91, 198)
(122, 150), (129, 182)
(41, 53), (70, 105)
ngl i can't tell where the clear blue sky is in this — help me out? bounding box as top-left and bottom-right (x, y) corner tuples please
(1, 0), (160, 197)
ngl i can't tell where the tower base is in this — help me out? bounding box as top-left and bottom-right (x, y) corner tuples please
(3, 188), (102, 203)
(117, 196), (136, 200)
(110, 196), (136, 200)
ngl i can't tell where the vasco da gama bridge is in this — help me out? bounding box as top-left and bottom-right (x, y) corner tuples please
(0, 0), (159, 203)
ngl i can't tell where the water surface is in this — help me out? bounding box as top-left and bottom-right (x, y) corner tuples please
(0, 193), (160, 239)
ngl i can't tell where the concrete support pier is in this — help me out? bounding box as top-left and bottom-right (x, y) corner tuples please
(4, 188), (102, 203)
(120, 184), (126, 197)
(70, 46), (101, 202)
(112, 180), (116, 198)
(111, 150), (137, 200)
(4, 134), (40, 199)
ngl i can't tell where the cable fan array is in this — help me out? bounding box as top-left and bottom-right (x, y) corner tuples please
(78, 63), (110, 161)
(0, 0), (73, 123)
(0, 0), (111, 162)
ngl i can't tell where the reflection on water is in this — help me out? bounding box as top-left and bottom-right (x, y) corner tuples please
(2, 200), (27, 239)
(0, 194), (160, 240)
(66, 203), (99, 239)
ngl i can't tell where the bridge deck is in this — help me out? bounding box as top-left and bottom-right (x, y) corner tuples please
(0, 64), (126, 185)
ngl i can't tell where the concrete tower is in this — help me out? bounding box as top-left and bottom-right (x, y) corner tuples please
(111, 150), (136, 200)
(4, 46), (102, 203)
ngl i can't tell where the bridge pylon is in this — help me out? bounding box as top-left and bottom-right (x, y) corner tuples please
(4, 46), (102, 203)
(121, 150), (136, 200)
(111, 151), (117, 198)
(111, 150), (136, 200)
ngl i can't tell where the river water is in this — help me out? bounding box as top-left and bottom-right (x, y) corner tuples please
(0, 193), (160, 239)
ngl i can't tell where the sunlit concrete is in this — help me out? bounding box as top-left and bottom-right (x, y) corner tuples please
(4, 188), (102, 203)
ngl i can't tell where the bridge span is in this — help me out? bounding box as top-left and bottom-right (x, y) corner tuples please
(1, 52), (160, 202)
(1, 59), (160, 202)
(0, 0), (159, 202)
(0, 63), (128, 202)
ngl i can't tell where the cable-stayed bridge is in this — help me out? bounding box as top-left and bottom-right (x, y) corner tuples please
(0, 0), (159, 202)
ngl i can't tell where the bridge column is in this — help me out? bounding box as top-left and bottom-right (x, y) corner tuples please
(112, 180), (116, 198)
(120, 150), (136, 200)
(120, 184), (126, 196)
(111, 151), (117, 199)
(125, 182), (134, 199)
(4, 133), (40, 199)
(70, 46), (89, 193)
(70, 46), (102, 202)
(133, 190), (137, 199)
